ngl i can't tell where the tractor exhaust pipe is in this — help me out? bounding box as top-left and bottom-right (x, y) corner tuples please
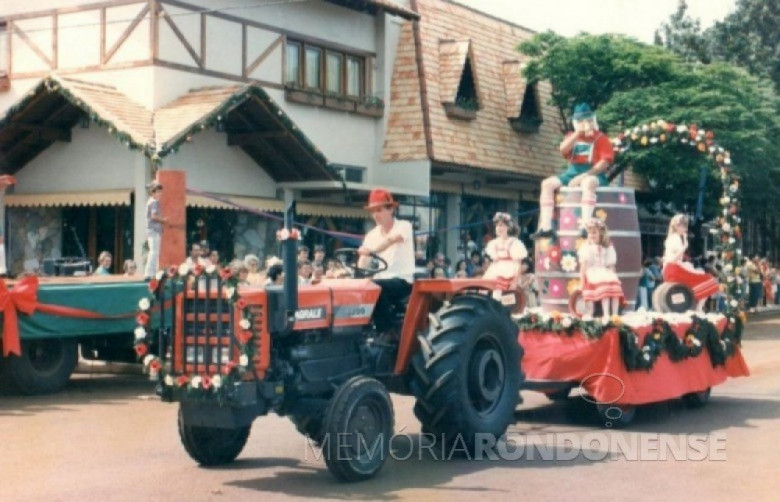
(282, 201), (298, 329)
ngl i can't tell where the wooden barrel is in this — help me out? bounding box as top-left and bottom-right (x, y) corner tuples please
(535, 187), (642, 314)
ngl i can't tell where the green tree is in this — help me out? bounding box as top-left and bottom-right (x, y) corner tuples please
(654, 0), (713, 64)
(710, 0), (780, 90)
(517, 32), (780, 228)
(517, 32), (679, 124)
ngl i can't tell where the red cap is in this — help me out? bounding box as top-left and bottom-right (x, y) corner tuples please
(364, 188), (399, 210)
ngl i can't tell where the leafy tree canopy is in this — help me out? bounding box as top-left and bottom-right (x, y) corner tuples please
(517, 32), (780, 222)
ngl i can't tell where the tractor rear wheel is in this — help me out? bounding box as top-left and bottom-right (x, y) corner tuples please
(322, 376), (394, 482)
(409, 294), (522, 454)
(178, 408), (251, 466)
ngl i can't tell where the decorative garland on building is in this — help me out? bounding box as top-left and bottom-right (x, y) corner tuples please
(610, 121), (745, 316)
(516, 309), (744, 372)
(0, 76), (337, 179)
(133, 265), (256, 403)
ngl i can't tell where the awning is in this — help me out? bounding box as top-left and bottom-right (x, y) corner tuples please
(186, 194), (285, 212)
(5, 190), (132, 207)
(298, 202), (368, 219)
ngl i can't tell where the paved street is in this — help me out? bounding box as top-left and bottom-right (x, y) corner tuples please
(2, 317), (779, 502)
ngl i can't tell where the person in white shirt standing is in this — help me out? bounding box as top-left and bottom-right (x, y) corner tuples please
(358, 188), (415, 332)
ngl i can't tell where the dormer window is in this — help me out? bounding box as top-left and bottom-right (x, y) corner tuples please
(512, 84), (543, 133)
(439, 39), (479, 120)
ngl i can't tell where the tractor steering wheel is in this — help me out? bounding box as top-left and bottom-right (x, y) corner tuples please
(334, 248), (389, 279)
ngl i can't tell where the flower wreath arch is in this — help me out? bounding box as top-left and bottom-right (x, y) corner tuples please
(610, 120), (745, 316)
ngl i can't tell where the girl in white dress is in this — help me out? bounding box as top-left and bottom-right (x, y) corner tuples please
(578, 218), (624, 321)
(483, 212), (528, 290)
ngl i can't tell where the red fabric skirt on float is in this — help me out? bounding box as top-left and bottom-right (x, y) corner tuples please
(663, 262), (720, 300)
(519, 317), (750, 405)
(582, 267), (624, 302)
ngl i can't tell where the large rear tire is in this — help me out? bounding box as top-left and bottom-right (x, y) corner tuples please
(409, 294), (522, 454)
(322, 376), (394, 482)
(178, 408), (251, 466)
(1, 339), (78, 395)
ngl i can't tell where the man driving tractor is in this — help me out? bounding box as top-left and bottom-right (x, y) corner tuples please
(358, 188), (415, 331)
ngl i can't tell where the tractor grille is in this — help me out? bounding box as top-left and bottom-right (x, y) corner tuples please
(176, 278), (236, 375)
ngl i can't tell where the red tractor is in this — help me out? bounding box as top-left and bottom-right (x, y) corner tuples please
(153, 205), (522, 482)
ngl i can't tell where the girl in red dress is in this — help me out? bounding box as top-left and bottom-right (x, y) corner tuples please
(662, 214), (719, 312)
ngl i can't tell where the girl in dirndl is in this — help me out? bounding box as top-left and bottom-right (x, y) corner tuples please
(578, 218), (624, 321)
(663, 214), (719, 312)
(483, 212), (528, 291)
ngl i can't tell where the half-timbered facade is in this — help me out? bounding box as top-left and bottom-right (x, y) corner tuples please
(0, 0), (580, 274)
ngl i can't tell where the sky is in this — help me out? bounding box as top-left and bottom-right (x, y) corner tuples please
(453, 0), (737, 44)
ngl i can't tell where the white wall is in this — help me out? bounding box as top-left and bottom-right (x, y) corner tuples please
(164, 128), (277, 198)
(11, 125), (139, 193)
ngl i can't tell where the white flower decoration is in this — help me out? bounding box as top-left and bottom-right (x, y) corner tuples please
(278, 228), (290, 240)
(211, 375), (223, 389)
(143, 354), (155, 366)
(190, 376), (202, 389)
(165, 375), (174, 386)
(239, 354), (249, 367)
(730, 300), (738, 307)
(676, 124), (687, 133)
(722, 223), (731, 232)
(225, 287), (236, 299)
(239, 319), (251, 330)
(138, 298), (150, 311)
(134, 327), (146, 341)
(206, 264), (216, 274)
(561, 317), (572, 329)
(693, 338), (702, 347)
(178, 263), (190, 275)
(643, 353), (651, 361)
(582, 314), (593, 322)
(561, 254), (578, 273)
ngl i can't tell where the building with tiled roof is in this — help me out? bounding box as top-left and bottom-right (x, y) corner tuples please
(0, 0), (640, 273)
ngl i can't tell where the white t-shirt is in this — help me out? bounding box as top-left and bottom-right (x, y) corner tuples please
(363, 219), (415, 283)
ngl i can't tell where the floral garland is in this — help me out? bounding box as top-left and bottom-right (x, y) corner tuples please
(516, 309), (744, 372)
(133, 264), (256, 402)
(610, 120), (745, 317)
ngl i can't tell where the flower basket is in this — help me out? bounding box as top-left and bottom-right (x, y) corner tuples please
(510, 117), (543, 133)
(285, 87), (324, 107)
(355, 101), (384, 118)
(444, 102), (476, 120)
(324, 96), (357, 112)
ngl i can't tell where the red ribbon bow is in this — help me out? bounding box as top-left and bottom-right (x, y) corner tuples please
(0, 276), (39, 357)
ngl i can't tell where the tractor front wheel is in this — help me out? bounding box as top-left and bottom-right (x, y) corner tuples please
(322, 376), (394, 482)
(178, 408), (251, 466)
(409, 294), (522, 454)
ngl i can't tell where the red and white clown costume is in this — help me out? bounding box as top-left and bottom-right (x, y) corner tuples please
(483, 212), (528, 290)
(663, 214), (719, 311)
(577, 218), (623, 319)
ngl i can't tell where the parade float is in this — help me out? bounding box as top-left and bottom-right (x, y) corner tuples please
(518, 120), (750, 426)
